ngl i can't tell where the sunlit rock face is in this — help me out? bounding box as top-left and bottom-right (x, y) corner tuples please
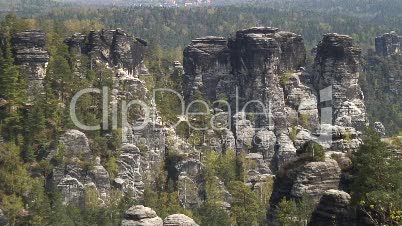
(314, 33), (367, 131)
(51, 130), (111, 207)
(10, 30), (49, 96)
(182, 27), (307, 173)
(313, 33), (367, 152)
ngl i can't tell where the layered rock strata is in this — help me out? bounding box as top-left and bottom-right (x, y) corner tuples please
(10, 30), (49, 96)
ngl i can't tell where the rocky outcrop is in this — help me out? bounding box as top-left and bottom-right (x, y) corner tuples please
(0, 209), (8, 226)
(176, 159), (205, 209)
(10, 30), (49, 95)
(183, 27), (307, 172)
(163, 214), (199, 226)
(65, 29), (148, 77)
(314, 33), (367, 131)
(375, 31), (402, 56)
(309, 189), (353, 226)
(52, 130), (111, 206)
(114, 144), (144, 199)
(120, 206), (199, 226)
(269, 159), (342, 222)
(59, 130), (91, 158)
(183, 36), (231, 102)
(121, 205), (163, 226)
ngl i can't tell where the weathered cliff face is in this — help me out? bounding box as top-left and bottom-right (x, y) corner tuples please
(183, 36), (231, 102)
(114, 144), (144, 199)
(10, 30), (49, 96)
(314, 33), (367, 131)
(375, 31), (402, 57)
(51, 130), (111, 206)
(64, 29), (149, 78)
(269, 159), (341, 205)
(183, 27), (308, 175)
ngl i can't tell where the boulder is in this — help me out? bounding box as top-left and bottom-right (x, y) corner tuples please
(163, 214), (199, 226)
(269, 159), (342, 223)
(121, 205), (163, 226)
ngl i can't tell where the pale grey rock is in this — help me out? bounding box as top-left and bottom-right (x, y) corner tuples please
(291, 160), (342, 202)
(121, 205), (163, 226)
(53, 131), (113, 206)
(374, 121), (386, 137)
(176, 159), (205, 209)
(163, 214), (199, 226)
(89, 156), (111, 201)
(57, 175), (85, 206)
(253, 129), (276, 165)
(183, 36), (231, 103)
(274, 133), (297, 170)
(269, 159), (342, 223)
(59, 130), (91, 158)
(115, 144), (144, 199)
(65, 29), (148, 77)
(234, 112), (255, 151)
(294, 129), (314, 150)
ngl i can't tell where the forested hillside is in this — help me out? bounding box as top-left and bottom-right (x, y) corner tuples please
(1, 1), (402, 226)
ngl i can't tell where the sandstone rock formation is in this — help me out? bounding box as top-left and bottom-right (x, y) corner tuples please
(183, 27), (308, 173)
(269, 159), (342, 224)
(120, 206), (199, 226)
(309, 189), (353, 226)
(114, 144), (144, 199)
(375, 31), (402, 56)
(314, 33), (367, 131)
(65, 29), (148, 77)
(52, 130), (111, 206)
(10, 30), (49, 96)
(121, 205), (163, 226)
(163, 214), (199, 226)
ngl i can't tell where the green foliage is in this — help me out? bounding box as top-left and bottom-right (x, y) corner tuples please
(299, 141), (326, 162)
(2, 194), (24, 226)
(276, 194), (315, 226)
(202, 149), (237, 186)
(352, 129), (402, 225)
(105, 156), (119, 179)
(280, 71), (293, 87)
(228, 181), (266, 226)
(361, 55), (402, 135)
